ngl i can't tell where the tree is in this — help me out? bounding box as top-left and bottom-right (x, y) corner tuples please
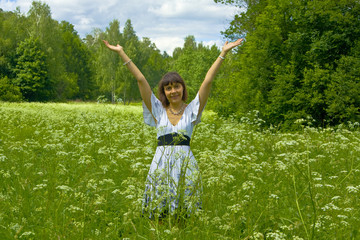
(27, 1), (67, 100)
(138, 37), (167, 93)
(13, 37), (49, 101)
(120, 19), (142, 103)
(326, 56), (360, 124)
(60, 21), (94, 100)
(94, 19), (122, 103)
(0, 8), (28, 80)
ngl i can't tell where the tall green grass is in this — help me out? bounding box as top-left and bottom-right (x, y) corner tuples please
(0, 102), (359, 239)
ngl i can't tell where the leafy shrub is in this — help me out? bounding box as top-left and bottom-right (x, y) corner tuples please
(0, 76), (22, 102)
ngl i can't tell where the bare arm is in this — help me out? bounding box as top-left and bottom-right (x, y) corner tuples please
(102, 40), (152, 112)
(198, 39), (244, 113)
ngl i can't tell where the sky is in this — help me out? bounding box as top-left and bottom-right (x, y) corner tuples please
(0, 0), (241, 54)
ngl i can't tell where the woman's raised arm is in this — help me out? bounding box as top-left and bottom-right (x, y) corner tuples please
(103, 40), (152, 111)
(198, 38), (244, 113)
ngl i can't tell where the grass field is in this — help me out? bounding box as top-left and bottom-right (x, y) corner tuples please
(0, 102), (359, 239)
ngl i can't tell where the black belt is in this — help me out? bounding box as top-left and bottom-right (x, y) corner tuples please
(157, 133), (191, 146)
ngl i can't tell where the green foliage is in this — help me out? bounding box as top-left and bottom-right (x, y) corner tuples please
(27, 1), (66, 100)
(326, 56), (360, 124)
(60, 21), (95, 100)
(0, 9), (28, 79)
(1, 1), (97, 102)
(0, 76), (22, 102)
(13, 37), (49, 101)
(214, 0), (360, 128)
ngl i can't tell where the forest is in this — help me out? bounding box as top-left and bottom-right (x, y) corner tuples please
(1, 0), (360, 128)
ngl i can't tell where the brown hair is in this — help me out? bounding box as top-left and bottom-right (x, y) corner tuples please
(158, 72), (188, 107)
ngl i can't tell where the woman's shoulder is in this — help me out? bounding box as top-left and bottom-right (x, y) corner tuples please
(186, 92), (200, 110)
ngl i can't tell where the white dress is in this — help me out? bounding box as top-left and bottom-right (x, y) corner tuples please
(142, 92), (204, 217)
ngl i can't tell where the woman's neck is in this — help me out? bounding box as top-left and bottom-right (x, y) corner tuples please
(169, 102), (183, 111)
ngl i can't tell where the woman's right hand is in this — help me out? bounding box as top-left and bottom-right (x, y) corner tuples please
(102, 40), (123, 53)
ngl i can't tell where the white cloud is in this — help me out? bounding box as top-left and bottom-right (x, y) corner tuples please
(149, 0), (236, 19)
(0, 0), (31, 12)
(150, 36), (184, 55)
(0, 0), (240, 54)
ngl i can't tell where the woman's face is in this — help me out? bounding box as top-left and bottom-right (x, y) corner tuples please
(164, 82), (183, 105)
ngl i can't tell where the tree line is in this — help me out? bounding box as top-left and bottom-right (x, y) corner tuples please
(1, 0), (360, 128)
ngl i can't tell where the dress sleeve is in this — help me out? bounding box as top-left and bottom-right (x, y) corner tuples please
(142, 93), (163, 127)
(187, 92), (206, 125)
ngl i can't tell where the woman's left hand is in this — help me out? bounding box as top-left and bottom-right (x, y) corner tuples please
(222, 38), (244, 53)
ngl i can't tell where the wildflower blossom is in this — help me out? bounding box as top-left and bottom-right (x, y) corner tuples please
(346, 185), (359, 193)
(56, 185), (73, 192)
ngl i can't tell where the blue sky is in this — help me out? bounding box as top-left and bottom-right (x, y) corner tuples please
(0, 0), (240, 54)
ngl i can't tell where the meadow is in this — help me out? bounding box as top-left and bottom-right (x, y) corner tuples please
(0, 102), (359, 240)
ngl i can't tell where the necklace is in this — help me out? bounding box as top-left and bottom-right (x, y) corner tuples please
(169, 103), (185, 115)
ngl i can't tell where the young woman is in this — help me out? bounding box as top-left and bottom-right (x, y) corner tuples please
(103, 38), (243, 218)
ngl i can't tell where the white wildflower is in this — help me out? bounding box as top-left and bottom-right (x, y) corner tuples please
(331, 196), (341, 201)
(329, 223), (338, 229)
(99, 165), (109, 173)
(295, 118), (306, 124)
(227, 204), (242, 214)
(99, 178), (115, 185)
(66, 205), (83, 213)
(2, 171), (10, 178)
(344, 208), (353, 212)
(346, 185), (359, 193)
(56, 185), (73, 192)
(112, 189), (121, 194)
(341, 220), (350, 227)
(249, 232), (264, 240)
(95, 210), (104, 215)
(94, 195), (106, 205)
(321, 203), (340, 211)
(20, 231), (35, 238)
(269, 194), (279, 200)
(33, 183), (47, 190)
(24, 163), (33, 169)
(56, 151), (68, 156)
(266, 230), (287, 240)
(125, 195), (134, 199)
(242, 181), (255, 191)
(280, 225), (293, 231)
(293, 236), (304, 240)
(87, 179), (97, 190)
(79, 155), (93, 164)
(9, 223), (21, 231)
(275, 160), (287, 171)
(0, 154), (7, 162)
